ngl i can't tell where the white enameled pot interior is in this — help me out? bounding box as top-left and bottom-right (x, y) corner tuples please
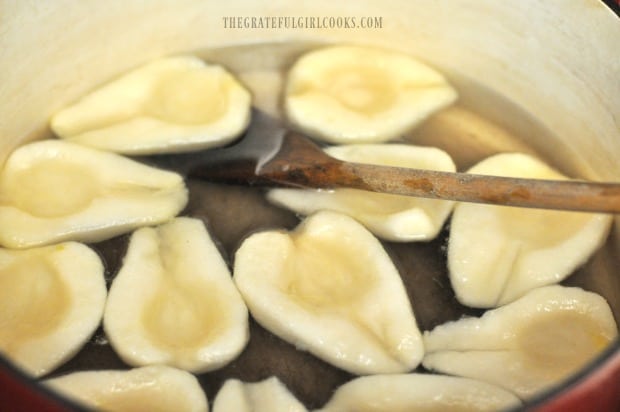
(1, 0), (618, 174)
(0, 0), (618, 407)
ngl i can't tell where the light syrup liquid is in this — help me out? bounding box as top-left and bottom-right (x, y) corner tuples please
(50, 42), (619, 409)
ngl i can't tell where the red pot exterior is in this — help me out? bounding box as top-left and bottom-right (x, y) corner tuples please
(0, 361), (71, 412)
(533, 349), (620, 412)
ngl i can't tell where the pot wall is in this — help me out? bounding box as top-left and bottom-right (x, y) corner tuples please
(1, 0), (619, 178)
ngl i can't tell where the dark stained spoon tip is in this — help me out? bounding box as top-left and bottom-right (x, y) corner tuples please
(141, 109), (620, 214)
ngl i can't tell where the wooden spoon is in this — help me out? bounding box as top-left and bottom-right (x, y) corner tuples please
(143, 110), (620, 214)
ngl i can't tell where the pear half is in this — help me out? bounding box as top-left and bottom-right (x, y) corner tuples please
(104, 217), (249, 373)
(448, 153), (612, 307)
(0, 242), (106, 377)
(45, 365), (208, 412)
(0, 140), (188, 249)
(268, 144), (455, 241)
(51, 55), (251, 155)
(422, 285), (618, 399)
(234, 211), (423, 375)
(284, 45), (457, 144)
(317, 373), (522, 412)
(212, 377), (307, 412)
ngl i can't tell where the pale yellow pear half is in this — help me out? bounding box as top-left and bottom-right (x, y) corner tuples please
(234, 211), (423, 375)
(448, 153), (612, 307)
(422, 285), (618, 399)
(284, 45), (457, 144)
(104, 217), (249, 373)
(0, 242), (106, 377)
(51, 56), (251, 155)
(212, 377), (306, 412)
(45, 365), (209, 412)
(317, 373), (522, 412)
(0, 140), (188, 248)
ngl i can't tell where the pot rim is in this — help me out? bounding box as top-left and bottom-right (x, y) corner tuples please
(1, 339), (619, 411)
(519, 338), (620, 411)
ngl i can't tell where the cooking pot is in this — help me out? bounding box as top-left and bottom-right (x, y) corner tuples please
(0, 0), (618, 410)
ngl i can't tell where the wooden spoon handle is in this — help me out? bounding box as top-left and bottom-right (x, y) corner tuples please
(336, 162), (620, 213)
(260, 144), (619, 214)
(256, 132), (620, 214)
